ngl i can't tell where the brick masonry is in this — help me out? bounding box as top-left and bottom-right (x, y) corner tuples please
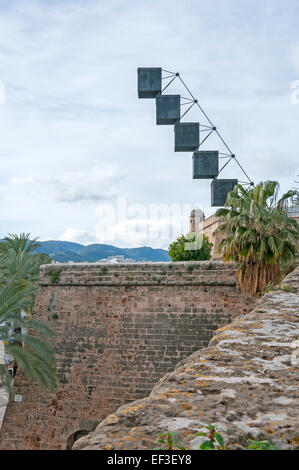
(0, 261), (254, 450)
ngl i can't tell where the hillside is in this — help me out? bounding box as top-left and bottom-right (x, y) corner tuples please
(35, 240), (171, 263)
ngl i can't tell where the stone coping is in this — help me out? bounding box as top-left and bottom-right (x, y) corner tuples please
(39, 261), (237, 287)
(40, 260), (235, 270)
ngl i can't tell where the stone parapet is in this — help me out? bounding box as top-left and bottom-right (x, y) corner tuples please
(39, 261), (237, 286)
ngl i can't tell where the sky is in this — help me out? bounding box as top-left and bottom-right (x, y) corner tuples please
(0, 0), (298, 249)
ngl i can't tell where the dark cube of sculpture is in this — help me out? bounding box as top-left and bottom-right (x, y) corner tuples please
(156, 94), (180, 125)
(137, 67), (162, 98)
(211, 178), (238, 207)
(193, 151), (219, 179)
(174, 123), (199, 152)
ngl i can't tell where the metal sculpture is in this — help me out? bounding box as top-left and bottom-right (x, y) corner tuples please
(137, 67), (254, 206)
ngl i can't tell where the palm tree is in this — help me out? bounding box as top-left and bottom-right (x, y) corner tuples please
(0, 232), (41, 280)
(0, 281), (56, 394)
(0, 234), (56, 395)
(215, 181), (299, 296)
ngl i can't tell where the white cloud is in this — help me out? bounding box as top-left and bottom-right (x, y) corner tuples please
(11, 162), (125, 203)
(59, 228), (96, 245)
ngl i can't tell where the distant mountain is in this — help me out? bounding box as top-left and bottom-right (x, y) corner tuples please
(35, 240), (171, 263)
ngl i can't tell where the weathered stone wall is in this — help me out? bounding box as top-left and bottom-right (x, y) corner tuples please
(73, 266), (299, 451)
(0, 261), (254, 450)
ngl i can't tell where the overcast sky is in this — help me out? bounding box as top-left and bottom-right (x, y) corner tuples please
(0, 0), (298, 249)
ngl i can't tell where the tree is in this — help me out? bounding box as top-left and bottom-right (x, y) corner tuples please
(169, 233), (213, 261)
(0, 234), (40, 289)
(215, 181), (299, 296)
(38, 253), (53, 265)
(0, 233), (56, 395)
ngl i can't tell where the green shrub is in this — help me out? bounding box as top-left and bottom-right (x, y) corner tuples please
(168, 233), (212, 262)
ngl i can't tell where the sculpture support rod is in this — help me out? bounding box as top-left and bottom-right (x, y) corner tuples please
(162, 70), (253, 185)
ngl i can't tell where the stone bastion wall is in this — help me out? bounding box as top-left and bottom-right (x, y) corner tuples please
(73, 266), (299, 451)
(0, 261), (254, 450)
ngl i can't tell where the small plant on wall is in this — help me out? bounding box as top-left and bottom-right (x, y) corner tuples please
(48, 268), (62, 284)
(155, 427), (277, 451)
(154, 432), (186, 450)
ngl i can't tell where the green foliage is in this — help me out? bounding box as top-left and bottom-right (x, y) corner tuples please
(247, 439), (277, 450)
(168, 233), (213, 262)
(38, 253), (53, 265)
(154, 424), (277, 450)
(0, 234), (40, 289)
(48, 268), (62, 284)
(215, 181), (299, 295)
(0, 233), (57, 396)
(155, 432), (186, 450)
(200, 440), (215, 450)
(260, 282), (296, 296)
(186, 264), (195, 272)
(196, 424), (226, 450)
(155, 426), (278, 451)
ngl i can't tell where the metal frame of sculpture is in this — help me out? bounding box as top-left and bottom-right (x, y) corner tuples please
(137, 67), (254, 207)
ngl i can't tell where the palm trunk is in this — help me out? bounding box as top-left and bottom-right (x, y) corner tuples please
(237, 261), (281, 296)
